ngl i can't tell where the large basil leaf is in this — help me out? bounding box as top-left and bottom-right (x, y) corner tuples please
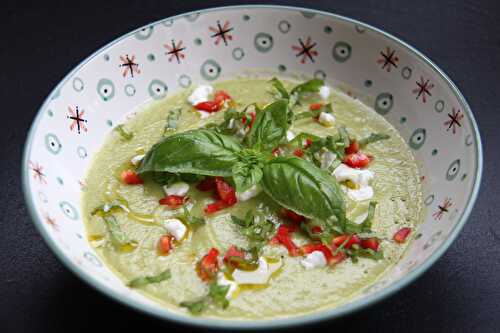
(261, 157), (346, 223)
(138, 129), (242, 176)
(290, 78), (324, 96)
(245, 99), (288, 150)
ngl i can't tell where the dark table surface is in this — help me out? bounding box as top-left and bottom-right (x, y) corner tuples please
(2, 0), (499, 332)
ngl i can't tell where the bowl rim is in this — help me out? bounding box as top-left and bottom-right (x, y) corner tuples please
(22, 4), (483, 330)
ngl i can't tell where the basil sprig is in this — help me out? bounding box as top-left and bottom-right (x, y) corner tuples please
(245, 99), (289, 150)
(128, 269), (171, 288)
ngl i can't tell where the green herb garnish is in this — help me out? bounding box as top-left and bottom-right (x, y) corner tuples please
(180, 283), (230, 315)
(128, 269), (171, 288)
(164, 108), (182, 134)
(183, 206), (206, 227)
(231, 211), (274, 250)
(103, 215), (129, 248)
(114, 124), (134, 141)
(358, 133), (390, 147)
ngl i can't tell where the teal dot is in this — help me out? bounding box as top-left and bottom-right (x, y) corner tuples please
(324, 26), (333, 34)
(45, 133), (62, 155)
(400, 117), (407, 124)
(107, 119), (113, 127)
(147, 53), (155, 61)
(432, 149), (438, 156)
(243, 14), (250, 21)
(194, 38), (202, 46)
(364, 80), (372, 87)
(57, 177), (64, 185)
(103, 54), (110, 61)
(278, 64), (286, 72)
(47, 109), (54, 117)
(461, 174), (467, 181)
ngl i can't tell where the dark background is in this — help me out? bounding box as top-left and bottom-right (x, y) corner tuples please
(1, 0), (499, 332)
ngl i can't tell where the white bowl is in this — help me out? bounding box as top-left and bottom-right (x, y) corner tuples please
(22, 5), (482, 329)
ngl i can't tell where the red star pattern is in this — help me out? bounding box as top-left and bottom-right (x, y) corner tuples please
(29, 161), (46, 184)
(292, 37), (318, 64)
(119, 54), (141, 77)
(444, 108), (464, 134)
(432, 197), (452, 220)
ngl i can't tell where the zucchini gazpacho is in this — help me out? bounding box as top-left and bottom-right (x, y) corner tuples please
(83, 77), (423, 318)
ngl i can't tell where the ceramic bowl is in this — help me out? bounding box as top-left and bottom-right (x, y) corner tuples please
(22, 5), (482, 329)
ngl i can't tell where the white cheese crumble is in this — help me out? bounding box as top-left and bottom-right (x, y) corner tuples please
(163, 218), (187, 241)
(217, 273), (238, 300)
(300, 251), (328, 269)
(333, 163), (375, 201)
(236, 184), (262, 202)
(187, 85), (213, 105)
(286, 130), (296, 141)
(130, 154), (145, 167)
(318, 112), (336, 127)
(319, 85), (331, 101)
(232, 257), (282, 285)
(163, 182), (190, 197)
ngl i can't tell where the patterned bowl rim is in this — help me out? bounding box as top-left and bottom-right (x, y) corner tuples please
(21, 4), (483, 329)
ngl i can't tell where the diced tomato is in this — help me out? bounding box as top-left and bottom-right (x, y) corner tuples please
(159, 195), (186, 208)
(272, 147), (283, 157)
(311, 226), (322, 234)
(272, 224), (301, 256)
(195, 101), (221, 112)
(215, 177), (237, 205)
(223, 245), (246, 266)
(302, 243), (333, 263)
(329, 247), (347, 265)
(242, 112), (256, 129)
(361, 237), (380, 251)
(214, 90), (232, 104)
(281, 208), (306, 224)
(332, 234), (361, 249)
(343, 152), (371, 168)
(196, 248), (220, 282)
(304, 138), (313, 149)
(393, 227), (412, 243)
(204, 200), (229, 214)
(293, 148), (304, 158)
(196, 177), (216, 192)
(158, 234), (173, 255)
(121, 170), (143, 185)
(309, 103), (323, 111)
(345, 140), (360, 154)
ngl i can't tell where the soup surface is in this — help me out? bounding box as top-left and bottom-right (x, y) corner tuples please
(83, 77), (423, 319)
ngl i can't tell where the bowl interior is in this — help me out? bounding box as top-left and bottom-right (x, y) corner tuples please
(23, 5), (481, 328)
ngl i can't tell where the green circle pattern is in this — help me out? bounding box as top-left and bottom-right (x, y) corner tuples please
(45, 133), (62, 155)
(124, 84), (136, 97)
(148, 79), (168, 100)
(200, 59), (221, 81)
(59, 201), (79, 220)
(374, 92), (394, 115)
(314, 70), (326, 80)
(97, 78), (115, 101)
(72, 77), (84, 92)
(77, 146), (87, 159)
(178, 74), (192, 88)
(409, 128), (427, 150)
(254, 33), (274, 53)
(332, 41), (352, 62)
(232, 47), (245, 61)
(401, 66), (412, 80)
(134, 26), (154, 40)
(435, 100), (445, 113)
(278, 20), (291, 33)
(446, 159), (461, 181)
(424, 194), (435, 206)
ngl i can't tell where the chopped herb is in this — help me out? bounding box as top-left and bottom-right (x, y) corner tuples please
(103, 215), (129, 247)
(128, 269), (171, 288)
(180, 283), (230, 315)
(347, 245), (384, 262)
(114, 124), (134, 141)
(294, 103), (333, 121)
(163, 108), (182, 134)
(358, 133), (390, 147)
(231, 211), (274, 250)
(183, 206), (206, 226)
(290, 78), (324, 97)
(91, 198), (127, 216)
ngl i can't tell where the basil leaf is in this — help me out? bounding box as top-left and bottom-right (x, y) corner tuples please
(245, 99), (289, 150)
(261, 157), (346, 223)
(103, 215), (128, 247)
(180, 298), (208, 315)
(128, 269), (171, 288)
(231, 211), (274, 249)
(269, 77), (290, 99)
(358, 133), (390, 147)
(208, 283), (230, 309)
(138, 129), (242, 177)
(348, 245), (384, 262)
(163, 108), (182, 134)
(114, 124), (134, 141)
(290, 79), (324, 97)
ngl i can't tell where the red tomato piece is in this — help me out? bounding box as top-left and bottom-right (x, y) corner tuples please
(214, 90), (232, 104)
(302, 243), (333, 263)
(204, 200), (229, 214)
(242, 112), (256, 129)
(223, 245), (246, 266)
(360, 237), (380, 251)
(272, 147), (283, 157)
(345, 140), (360, 154)
(159, 195), (186, 208)
(196, 177), (216, 192)
(393, 227), (412, 243)
(196, 248), (220, 282)
(309, 103), (323, 111)
(272, 224), (301, 256)
(311, 226), (323, 234)
(195, 101), (221, 112)
(215, 177), (237, 205)
(332, 234), (361, 249)
(329, 248), (347, 265)
(304, 138), (313, 149)
(281, 208), (306, 224)
(293, 148), (304, 158)
(157, 234), (173, 255)
(121, 170), (143, 185)
(343, 152), (371, 168)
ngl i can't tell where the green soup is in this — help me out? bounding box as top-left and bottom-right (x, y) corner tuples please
(83, 78), (423, 319)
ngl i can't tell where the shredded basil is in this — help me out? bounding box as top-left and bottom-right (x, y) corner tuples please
(180, 283), (230, 315)
(114, 124), (134, 141)
(128, 269), (171, 288)
(182, 206), (206, 227)
(358, 133), (390, 147)
(231, 211), (274, 250)
(294, 103), (333, 121)
(103, 215), (129, 248)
